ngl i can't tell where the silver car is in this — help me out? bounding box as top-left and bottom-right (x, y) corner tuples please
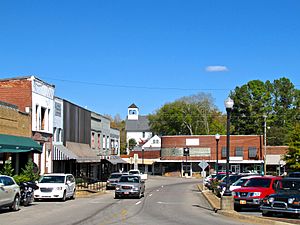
(115, 175), (145, 199)
(106, 173), (123, 190)
(0, 175), (20, 211)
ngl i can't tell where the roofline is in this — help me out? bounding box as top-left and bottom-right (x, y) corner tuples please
(0, 75), (55, 88)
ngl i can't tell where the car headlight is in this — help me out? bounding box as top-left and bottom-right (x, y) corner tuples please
(252, 192), (261, 197)
(288, 198), (295, 204)
(268, 197), (275, 203)
(115, 186), (120, 190)
(107, 180), (110, 183)
(56, 187), (63, 190)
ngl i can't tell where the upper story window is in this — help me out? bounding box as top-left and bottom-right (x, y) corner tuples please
(235, 147), (243, 157)
(248, 147), (258, 158)
(91, 132), (95, 149)
(41, 107), (46, 130)
(98, 134), (101, 149)
(221, 147), (227, 158)
(129, 109), (137, 115)
(102, 135), (106, 149)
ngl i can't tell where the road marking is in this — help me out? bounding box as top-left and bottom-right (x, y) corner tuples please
(156, 189), (160, 191)
(149, 194), (153, 197)
(135, 201), (142, 205)
(157, 201), (181, 205)
(161, 185), (164, 188)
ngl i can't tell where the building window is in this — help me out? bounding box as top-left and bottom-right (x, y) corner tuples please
(98, 134), (101, 149)
(103, 135), (106, 149)
(53, 127), (57, 142)
(91, 132), (95, 149)
(221, 147), (227, 158)
(235, 147), (243, 157)
(56, 128), (60, 143)
(41, 107), (46, 130)
(129, 109), (137, 115)
(35, 105), (39, 130)
(106, 136), (110, 149)
(143, 132), (145, 138)
(248, 147), (258, 158)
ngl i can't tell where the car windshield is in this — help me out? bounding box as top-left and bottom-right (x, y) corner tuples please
(110, 174), (122, 179)
(232, 178), (248, 186)
(119, 176), (140, 183)
(39, 176), (65, 183)
(280, 180), (300, 191)
(129, 171), (139, 175)
(243, 178), (271, 188)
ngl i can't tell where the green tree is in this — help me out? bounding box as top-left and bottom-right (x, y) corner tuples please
(128, 138), (137, 151)
(0, 161), (14, 176)
(149, 92), (225, 135)
(284, 123), (300, 170)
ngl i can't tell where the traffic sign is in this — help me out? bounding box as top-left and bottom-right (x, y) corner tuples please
(198, 160), (208, 170)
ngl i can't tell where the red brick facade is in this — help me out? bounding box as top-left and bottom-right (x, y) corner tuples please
(161, 135), (264, 161)
(0, 78), (32, 112)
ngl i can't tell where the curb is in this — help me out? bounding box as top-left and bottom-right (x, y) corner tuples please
(197, 185), (291, 225)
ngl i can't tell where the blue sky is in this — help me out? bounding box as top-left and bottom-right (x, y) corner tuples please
(1, 1), (299, 119)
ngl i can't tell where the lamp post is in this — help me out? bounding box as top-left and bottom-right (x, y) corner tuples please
(223, 97), (234, 197)
(263, 115), (267, 176)
(215, 134), (220, 174)
(183, 147), (189, 176)
(142, 147), (145, 170)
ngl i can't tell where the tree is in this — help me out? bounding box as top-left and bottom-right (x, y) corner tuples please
(128, 138), (137, 151)
(284, 123), (300, 170)
(229, 77), (299, 146)
(149, 92), (226, 135)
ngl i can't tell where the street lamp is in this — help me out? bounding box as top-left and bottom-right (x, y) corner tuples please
(183, 147), (190, 176)
(215, 134), (220, 174)
(223, 97), (234, 197)
(142, 147), (145, 167)
(263, 115), (267, 176)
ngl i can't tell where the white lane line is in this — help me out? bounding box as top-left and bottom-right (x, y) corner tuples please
(135, 201), (142, 205)
(149, 194), (153, 197)
(156, 189), (160, 191)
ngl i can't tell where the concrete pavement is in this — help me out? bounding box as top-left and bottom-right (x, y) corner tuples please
(197, 184), (292, 225)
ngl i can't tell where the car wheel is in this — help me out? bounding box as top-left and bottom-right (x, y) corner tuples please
(10, 195), (20, 211)
(115, 194), (119, 199)
(71, 189), (76, 200)
(61, 191), (66, 202)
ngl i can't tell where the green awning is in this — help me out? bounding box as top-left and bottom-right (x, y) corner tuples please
(0, 134), (42, 153)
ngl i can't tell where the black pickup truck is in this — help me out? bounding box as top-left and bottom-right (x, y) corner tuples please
(260, 177), (300, 218)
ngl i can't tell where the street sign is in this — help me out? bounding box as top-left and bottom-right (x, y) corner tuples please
(198, 160), (208, 170)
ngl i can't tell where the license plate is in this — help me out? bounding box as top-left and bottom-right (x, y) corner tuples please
(124, 192), (129, 194)
(240, 200), (246, 204)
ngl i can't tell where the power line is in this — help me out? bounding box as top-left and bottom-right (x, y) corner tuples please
(40, 76), (231, 92)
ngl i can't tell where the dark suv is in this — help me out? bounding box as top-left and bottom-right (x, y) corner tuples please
(260, 177), (300, 218)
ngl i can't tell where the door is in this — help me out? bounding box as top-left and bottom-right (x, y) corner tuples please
(230, 165), (240, 174)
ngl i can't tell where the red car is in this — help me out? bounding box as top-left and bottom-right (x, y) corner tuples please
(233, 176), (282, 211)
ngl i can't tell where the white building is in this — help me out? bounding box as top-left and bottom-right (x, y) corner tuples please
(125, 103), (153, 152)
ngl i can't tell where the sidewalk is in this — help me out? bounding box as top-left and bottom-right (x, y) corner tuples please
(197, 184), (291, 225)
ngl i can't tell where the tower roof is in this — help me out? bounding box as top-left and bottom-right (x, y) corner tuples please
(128, 103), (138, 108)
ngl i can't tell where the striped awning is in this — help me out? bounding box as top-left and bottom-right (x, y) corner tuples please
(53, 144), (77, 160)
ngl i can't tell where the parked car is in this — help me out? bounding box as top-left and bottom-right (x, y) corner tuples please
(106, 172), (123, 190)
(215, 174), (246, 197)
(115, 175), (145, 199)
(288, 172), (300, 178)
(205, 172), (227, 190)
(34, 173), (76, 201)
(0, 175), (20, 211)
(260, 177), (300, 218)
(233, 176), (282, 211)
(229, 175), (261, 192)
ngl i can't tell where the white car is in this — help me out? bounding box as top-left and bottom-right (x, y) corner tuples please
(0, 175), (20, 211)
(34, 173), (76, 201)
(229, 175), (261, 192)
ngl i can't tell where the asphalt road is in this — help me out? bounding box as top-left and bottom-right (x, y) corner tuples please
(0, 176), (254, 225)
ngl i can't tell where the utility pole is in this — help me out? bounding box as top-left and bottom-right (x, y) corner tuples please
(263, 115), (267, 176)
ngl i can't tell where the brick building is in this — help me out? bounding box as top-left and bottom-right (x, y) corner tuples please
(0, 100), (42, 174)
(160, 135), (287, 177)
(0, 76), (54, 174)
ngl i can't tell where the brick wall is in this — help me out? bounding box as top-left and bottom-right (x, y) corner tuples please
(161, 135), (264, 161)
(0, 102), (31, 137)
(267, 146), (288, 155)
(0, 79), (32, 112)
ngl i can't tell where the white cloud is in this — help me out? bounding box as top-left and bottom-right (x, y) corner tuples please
(205, 65), (229, 72)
